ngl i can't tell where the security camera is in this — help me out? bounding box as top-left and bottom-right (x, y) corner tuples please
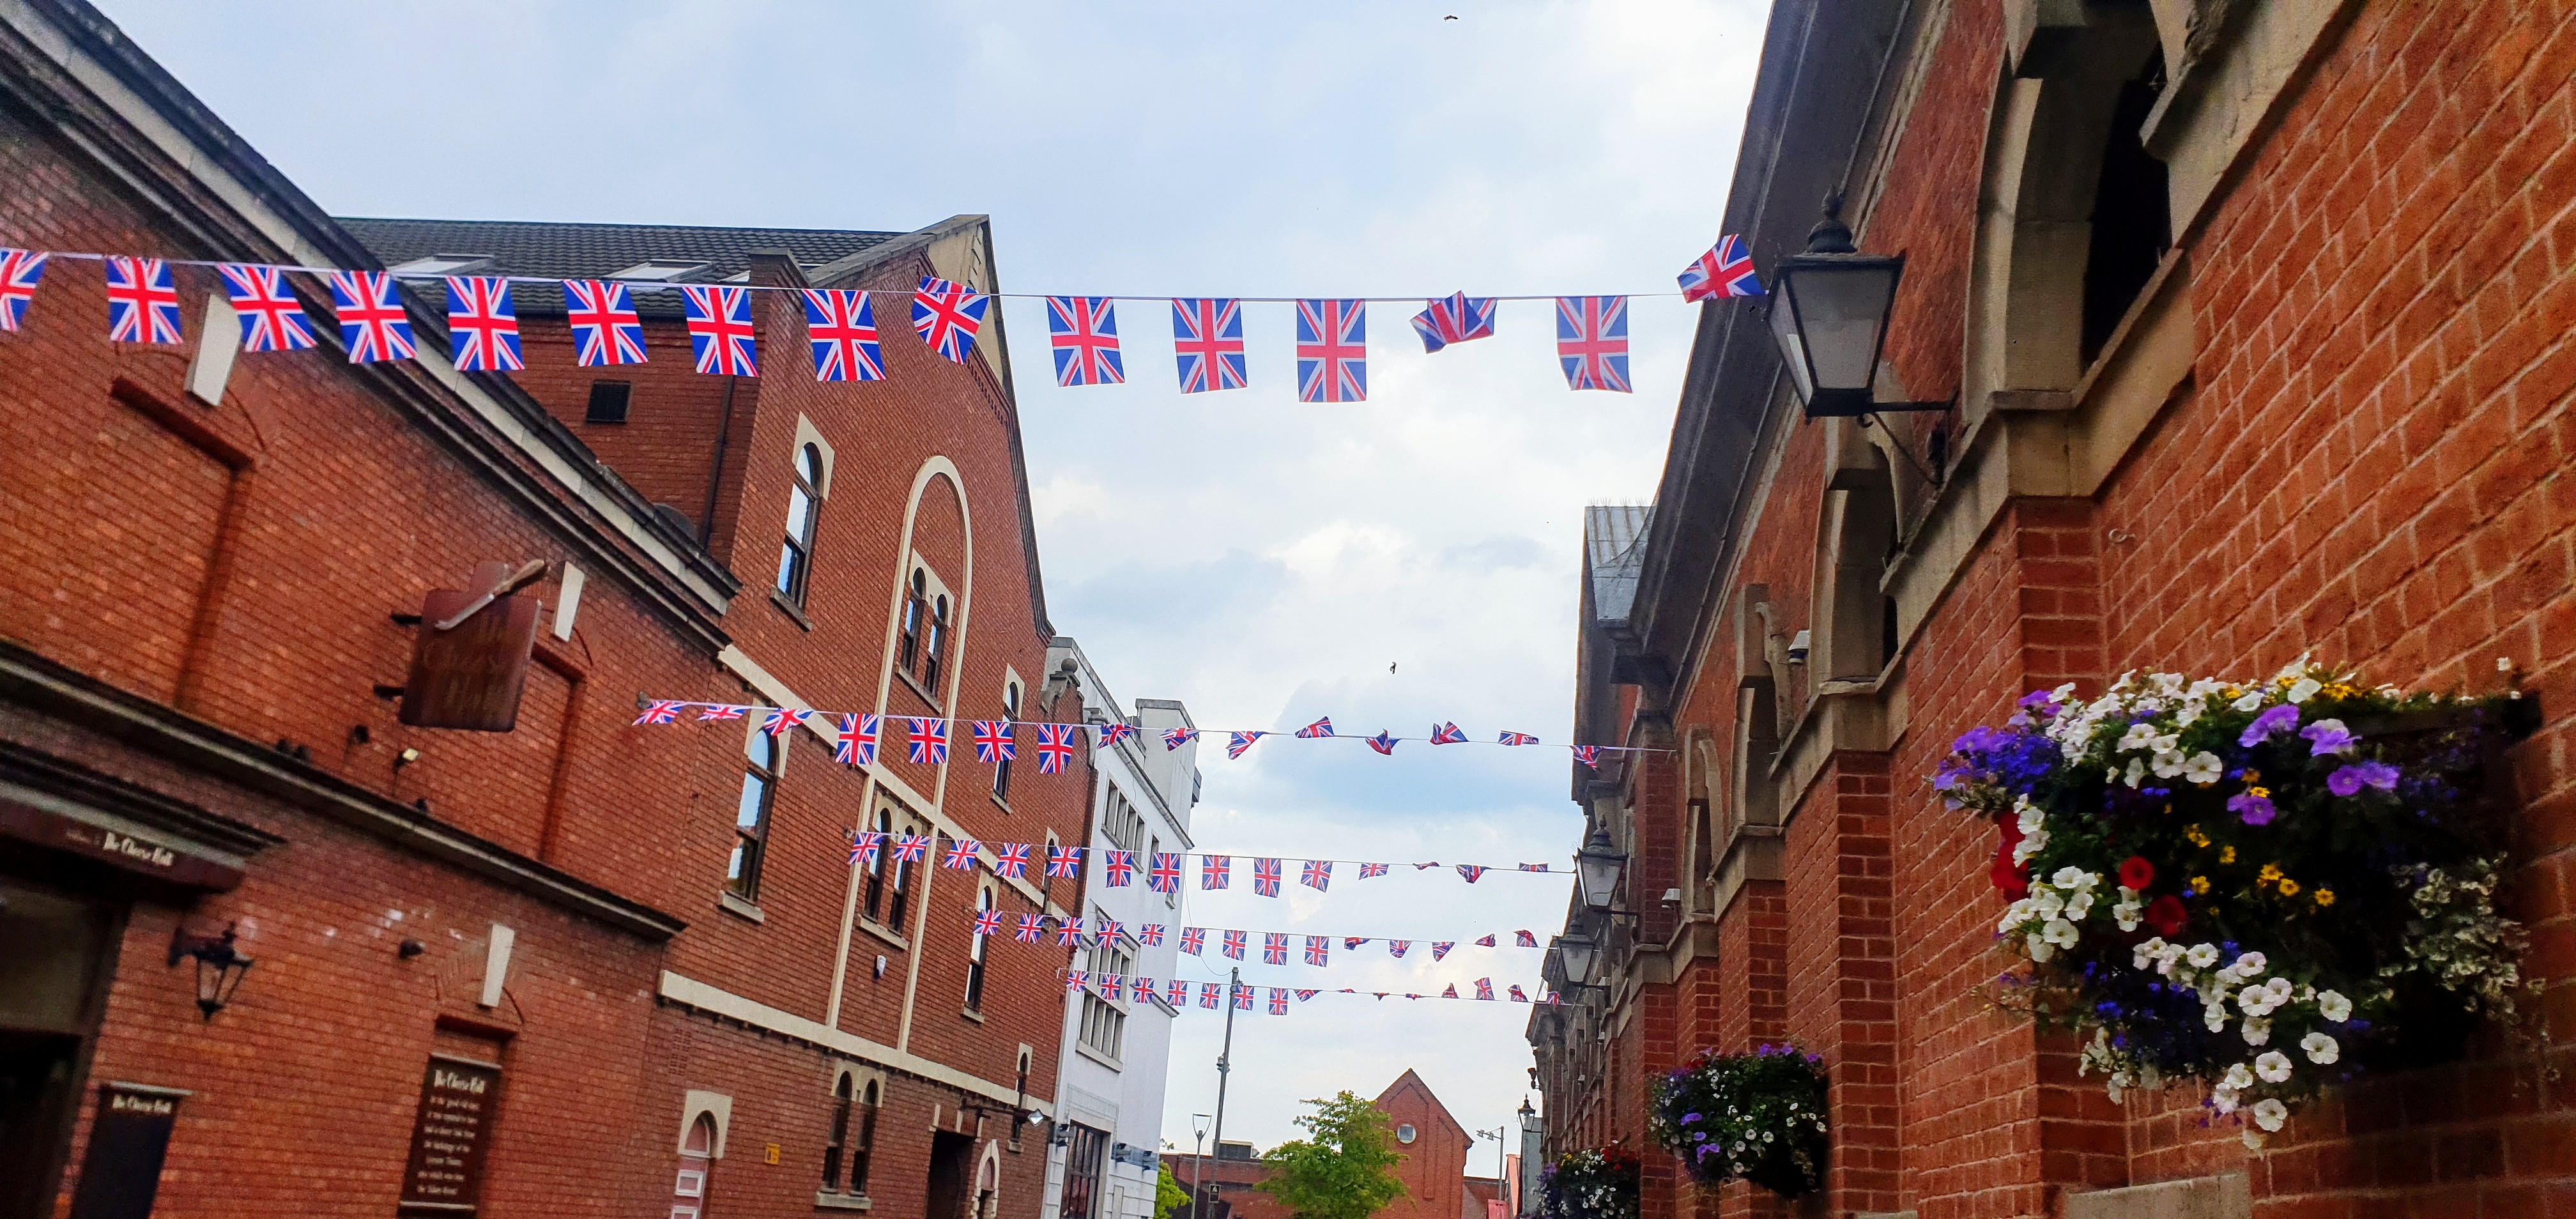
(1786, 630), (1811, 664)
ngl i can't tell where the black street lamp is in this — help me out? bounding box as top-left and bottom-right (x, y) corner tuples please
(1574, 825), (1626, 913)
(168, 921), (253, 1021)
(1554, 931), (1598, 986)
(1767, 191), (1951, 419)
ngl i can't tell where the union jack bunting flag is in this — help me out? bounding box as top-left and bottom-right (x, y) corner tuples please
(1057, 918), (1087, 946)
(1268, 988), (1288, 1015)
(217, 264), (316, 353)
(0, 248), (49, 332)
(1296, 988), (1319, 1002)
(1516, 930), (1540, 947)
(971, 720), (1016, 764)
(1294, 298), (1366, 402)
(991, 842), (1031, 879)
(762, 707), (808, 737)
(1225, 732), (1263, 760)
(562, 280), (647, 366)
(942, 838), (981, 870)
(1201, 855), (1231, 890)
(1163, 726), (1200, 751)
(1510, 985), (1530, 1002)
(1573, 746), (1602, 768)
(834, 714), (881, 765)
(907, 718), (951, 764)
(1045, 296), (1124, 387)
(1095, 723), (1137, 749)
(1104, 850), (1137, 887)
(1388, 940), (1411, 957)
(1139, 923), (1166, 946)
(1475, 933), (1497, 947)
(1294, 717), (1335, 739)
(1033, 723), (1077, 774)
(801, 289), (884, 382)
(1046, 845), (1083, 878)
(682, 285), (758, 377)
(1546, 990), (1563, 1005)
(1429, 722), (1468, 745)
(1409, 291), (1496, 353)
(1096, 917), (1123, 944)
(1167, 978), (1189, 1006)
(1517, 863), (1551, 873)
(1359, 863), (1390, 880)
(1457, 864), (1488, 884)
(1065, 971), (1089, 992)
(1100, 974), (1124, 1001)
(1199, 982), (1221, 1009)
(104, 256), (181, 344)
(911, 275), (989, 364)
(1555, 296), (1632, 392)
(1678, 233), (1764, 302)
(327, 274), (417, 365)
(1304, 936), (1330, 966)
(1015, 914), (1045, 943)
(1222, 930), (1248, 960)
(1148, 852), (1184, 893)
(1414, 862), (1442, 871)
(1179, 927), (1206, 955)
(1300, 860), (1331, 891)
(1432, 942), (1455, 961)
(1441, 983), (1459, 999)
(634, 700), (684, 725)
(444, 277), (523, 371)
(1498, 731), (1540, 746)
(893, 832), (932, 862)
(1170, 298), (1247, 394)
(972, 908), (1004, 937)
(850, 829), (884, 868)
(1366, 732), (1398, 755)
(1344, 937), (1368, 950)
(698, 704), (747, 721)
(1234, 985), (1255, 1011)
(1475, 977), (1496, 1000)
(1252, 858), (1283, 897)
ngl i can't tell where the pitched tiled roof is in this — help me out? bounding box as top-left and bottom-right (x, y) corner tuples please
(332, 217), (906, 314)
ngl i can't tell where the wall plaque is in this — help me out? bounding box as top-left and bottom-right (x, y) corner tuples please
(398, 1054), (502, 1213)
(67, 1082), (188, 1219)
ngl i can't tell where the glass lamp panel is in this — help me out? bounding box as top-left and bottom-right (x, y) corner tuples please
(1767, 286), (1816, 402)
(1791, 261), (1900, 392)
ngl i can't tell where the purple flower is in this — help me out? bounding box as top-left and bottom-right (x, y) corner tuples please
(2239, 704), (2301, 747)
(2300, 719), (2356, 756)
(2327, 759), (2400, 797)
(2228, 791), (2277, 825)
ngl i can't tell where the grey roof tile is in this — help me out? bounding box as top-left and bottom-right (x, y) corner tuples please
(333, 217), (905, 314)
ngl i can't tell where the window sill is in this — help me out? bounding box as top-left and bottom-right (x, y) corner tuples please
(718, 891), (767, 924)
(960, 1006), (986, 1025)
(989, 793), (1014, 817)
(856, 916), (907, 952)
(815, 1192), (873, 1211)
(894, 670), (943, 710)
(1074, 1042), (1123, 1071)
(770, 590), (815, 632)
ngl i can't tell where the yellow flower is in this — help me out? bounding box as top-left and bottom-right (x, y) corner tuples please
(2314, 889), (2335, 907)
(2191, 876), (2212, 894)
(2246, 785), (2271, 799)
(2185, 825), (2210, 847)
(2220, 846), (2237, 864)
(2278, 878), (2301, 896)
(2242, 770), (2261, 785)
(2257, 864), (2283, 884)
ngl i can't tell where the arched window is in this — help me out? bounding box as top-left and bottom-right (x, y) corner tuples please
(898, 569), (927, 673)
(731, 719), (781, 900)
(922, 595), (951, 694)
(993, 682), (1020, 802)
(824, 1074), (854, 1191)
(964, 885), (992, 1011)
(778, 443), (824, 605)
(850, 1082), (878, 1195)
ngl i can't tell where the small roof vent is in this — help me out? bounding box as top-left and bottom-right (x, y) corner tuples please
(388, 253), (497, 276)
(608, 259), (714, 282)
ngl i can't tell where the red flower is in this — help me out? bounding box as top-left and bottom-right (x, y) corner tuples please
(2119, 855), (2156, 891)
(2145, 895), (2188, 937)
(1990, 818), (2028, 900)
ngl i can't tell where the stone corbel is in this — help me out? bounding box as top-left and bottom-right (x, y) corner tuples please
(2002, 0), (2089, 79)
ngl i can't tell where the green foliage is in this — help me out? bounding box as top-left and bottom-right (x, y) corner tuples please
(1154, 1163), (1191, 1219)
(1648, 1046), (1828, 1197)
(1255, 1092), (1407, 1219)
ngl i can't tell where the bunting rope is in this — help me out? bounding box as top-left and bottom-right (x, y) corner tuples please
(961, 902), (1549, 963)
(855, 830), (1565, 891)
(1057, 971), (1556, 1014)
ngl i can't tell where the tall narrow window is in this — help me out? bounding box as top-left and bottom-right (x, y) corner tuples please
(778, 443), (824, 604)
(887, 817), (912, 929)
(731, 720), (781, 899)
(993, 682), (1020, 802)
(965, 886), (992, 1012)
(864, 808), (893, 923)
(824, 1074), (854, 1190)
(922, 595), (951, 694)
(898, 570), (926, 674)
(1061, 1124), (1108, 1219)
(850, 1082), (878, 1195)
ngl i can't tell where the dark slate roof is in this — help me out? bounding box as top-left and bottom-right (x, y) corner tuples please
(332, 217), (907, 314)
(1584, 503), (1653, 625)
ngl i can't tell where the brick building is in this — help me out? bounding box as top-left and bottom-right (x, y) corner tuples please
(1167, 1070), (1496, 1219)
(1532, 1), (2576, 1217)
(0, 1), (1105, 1216)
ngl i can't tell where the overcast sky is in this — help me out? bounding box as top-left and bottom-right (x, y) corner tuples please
(97, 0), (1763, 1155)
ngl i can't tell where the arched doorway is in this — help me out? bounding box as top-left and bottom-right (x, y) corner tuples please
(671, 1113), (717, 1219)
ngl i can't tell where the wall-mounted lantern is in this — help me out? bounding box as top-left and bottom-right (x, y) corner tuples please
(1767, 192), (1952, 419)
(167, 921), (253, 1021)
(1574, 825), (1627, 913)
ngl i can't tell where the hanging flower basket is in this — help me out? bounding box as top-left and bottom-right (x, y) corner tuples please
(1934, 661), (2538, 1146)
(1538, 1144), (1639, 1219)
(1649, 1045), (1830, 1197)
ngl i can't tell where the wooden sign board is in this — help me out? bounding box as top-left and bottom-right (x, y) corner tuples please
(67, 1084), (187, 1219)
(399, 1054), (502, 1214)
(399, 586), (540, 732)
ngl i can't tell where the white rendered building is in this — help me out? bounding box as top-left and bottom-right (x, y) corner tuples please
(1040, 639), (1198, 1219)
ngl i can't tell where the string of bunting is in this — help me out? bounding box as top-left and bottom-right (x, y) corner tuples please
(1061, 972), (1559, 1015)
(0, 236), (1764, 401)
(647, 702), (1655, 767)
(964, 903), (1545, 965)
(855, 831), (1561, 891)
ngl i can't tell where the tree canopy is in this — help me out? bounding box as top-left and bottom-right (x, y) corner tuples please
(1154, 1162), (1191, 1219)
(1254, 1091), (1408, 1219)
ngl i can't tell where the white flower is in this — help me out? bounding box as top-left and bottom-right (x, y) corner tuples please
(2287, 677), (2323, 703)
(2232, 689), (2267, 712)
(2205, 1005), (2229, 1032)
(2255, 1051), (2294, 1083)
(2064, 889), (2096, 921)
(2051, 866), (2094, 891)
(2242, 1129), (2267, 1150)
(1998, 900), (2036, 935)
(2251, 1098), (2289, 1132)
(2133, 937), (2169, 970)
(2032, 889), (2065, 920)
(2241, 1016), (2272, 1045)
(2117, 723), (2160, 753)
(2232, 951), (2268, 978)
(2301, 1032), (2340, 1064)
(2014, 799), (2044, 832)
(2027, 932), (2056, 963)
(2013, 825), (2048, 864)
(2113, 890), (2143, 932)
(2041, 918), (2080, 952)
(2210, 1084), (2241, 1114)
(2152, 672), (2186, 696)
(2316, 990), (2352, 1022)
(2223, 1062), (2255, 1091)
(2182, 752), (2224, 785)
(2186, 943), (2221, 969)
(2123, 756), (2147, 787)
(2106, 1071), (2130, 1103)
(2150, 749), (2188, 778)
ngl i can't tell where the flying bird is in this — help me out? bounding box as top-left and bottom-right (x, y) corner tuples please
(1388, 663), (1398, 673)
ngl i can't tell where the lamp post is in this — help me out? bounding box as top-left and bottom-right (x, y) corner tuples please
(1574, 825), (1629, 916)
(1765, 190), (1952, 419)
(1517, 1098), (1540, 1215)
(1207, 966), (1241, 1218)
(1190, 1112), (1211, 1219)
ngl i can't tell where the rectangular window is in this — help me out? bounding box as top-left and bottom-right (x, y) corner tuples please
(993, 682), (1020, 802)
(1101, 790), (1144, 853)
(965, 889), (992, 1012)
(1061, 1124), (1108, 1219)
(583, 380), (631, 424)
(1078, 939), (1131, 1060)
(730, 719), (781, 900)
(862, 809), (892, 923)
